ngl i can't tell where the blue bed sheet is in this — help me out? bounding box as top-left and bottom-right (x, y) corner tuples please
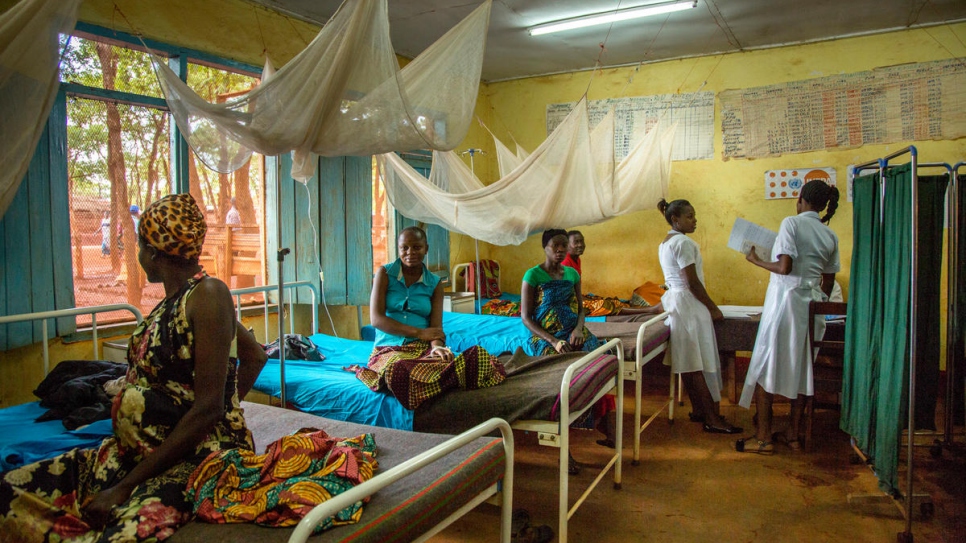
(0, 402), (112, 472)
(252, 334), (414, 431)
(362, 312), (604, 352)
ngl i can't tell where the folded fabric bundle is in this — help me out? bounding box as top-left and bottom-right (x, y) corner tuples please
(187, 429), (378, 532)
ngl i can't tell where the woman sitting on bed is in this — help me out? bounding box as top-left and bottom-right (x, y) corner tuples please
(521, 229), (616, 469)
(357, 226), (506, 410)
(0, 194), (261, 541)
(521, 229), (602, 356)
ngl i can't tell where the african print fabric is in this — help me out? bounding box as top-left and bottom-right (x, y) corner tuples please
(481, 299), (520, 316)
(582, 294), (630, 317)
(525, 279), (602, 356)
(0, 271), (252, 542)
(352, 341), (506, 410)
(187, 429), (377, 532)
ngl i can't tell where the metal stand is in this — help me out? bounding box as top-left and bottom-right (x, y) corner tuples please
(460, 148), (484, 314)
(850, 148), (964, 541)
(275, 159), (290, 409)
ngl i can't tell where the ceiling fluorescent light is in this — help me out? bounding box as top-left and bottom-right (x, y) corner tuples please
(528, 0), (697, 36)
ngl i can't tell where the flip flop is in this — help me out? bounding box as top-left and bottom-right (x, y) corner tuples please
(735, 437), (775, 455)
(772, 432), (802, 451)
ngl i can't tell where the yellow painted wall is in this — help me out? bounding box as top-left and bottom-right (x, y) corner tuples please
(470, 24), (966, 309)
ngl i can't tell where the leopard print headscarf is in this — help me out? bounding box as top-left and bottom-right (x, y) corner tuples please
(138, 193), (207, 260)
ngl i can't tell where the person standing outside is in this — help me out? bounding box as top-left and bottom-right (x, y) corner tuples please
(225, 197), (241, 231)
(738, 180), (841, 454)
(98, 211), (111, 257)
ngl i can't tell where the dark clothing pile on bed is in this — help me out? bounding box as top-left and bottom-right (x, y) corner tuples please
(33, 360), (127, 429)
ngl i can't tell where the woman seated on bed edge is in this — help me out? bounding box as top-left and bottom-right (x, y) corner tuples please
(0, 193), (268, 541)
(355, 226), (506, 410)
(521, 229), (617, 472)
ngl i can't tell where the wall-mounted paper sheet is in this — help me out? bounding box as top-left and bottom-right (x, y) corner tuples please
(728, 218), (777, 257)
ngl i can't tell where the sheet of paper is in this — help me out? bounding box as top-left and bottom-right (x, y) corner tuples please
(727, 218), (777, 258)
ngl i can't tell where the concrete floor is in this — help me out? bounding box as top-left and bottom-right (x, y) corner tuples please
(431, 373), (966, 543)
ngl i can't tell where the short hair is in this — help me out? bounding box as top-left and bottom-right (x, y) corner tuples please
(567, 230), (583, 238)
(800, 180), (840, 224)
(399, 225), (427, 242)
(656, 198), (692, 226)
(542, 228), (568, 247)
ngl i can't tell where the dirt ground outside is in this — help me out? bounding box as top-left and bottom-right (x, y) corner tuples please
(72, 244), (165, 325)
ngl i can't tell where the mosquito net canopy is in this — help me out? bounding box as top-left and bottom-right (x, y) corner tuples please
(376, 98), (675, 246)
(152, 0), (491, 180)
(0, 0), (82, 218)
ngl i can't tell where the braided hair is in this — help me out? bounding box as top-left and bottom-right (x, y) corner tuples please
(800, 181), (840, 224)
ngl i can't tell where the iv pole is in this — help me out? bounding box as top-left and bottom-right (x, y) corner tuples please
(460, 148), (485, 314)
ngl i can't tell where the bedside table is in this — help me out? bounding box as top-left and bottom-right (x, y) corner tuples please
(443, 291), (476, 313)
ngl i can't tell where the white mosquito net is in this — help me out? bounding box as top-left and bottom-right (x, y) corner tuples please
(0, 0), (81, 218)
(152, 0), (491, 181)
(376, 98), (675, 246)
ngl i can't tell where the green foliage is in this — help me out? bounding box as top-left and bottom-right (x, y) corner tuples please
(62, 35), (262, 201)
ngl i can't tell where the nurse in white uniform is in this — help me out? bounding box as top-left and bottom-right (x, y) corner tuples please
(738, 180), (841, 454)
(657, 198), (742, 435)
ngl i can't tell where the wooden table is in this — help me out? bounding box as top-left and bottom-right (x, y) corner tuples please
(713, 307), (844, 404)
(714, 312), (762, 404)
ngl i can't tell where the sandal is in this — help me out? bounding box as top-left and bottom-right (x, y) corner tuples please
(772, 432), (802, 451)
(735, 437), (774, 455)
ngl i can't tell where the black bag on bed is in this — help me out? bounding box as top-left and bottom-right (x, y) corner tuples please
(263, 334), (325, 361)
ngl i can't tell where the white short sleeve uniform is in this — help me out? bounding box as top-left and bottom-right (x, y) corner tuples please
(659, 231), (723, 401)
(739, 211), (840, 406)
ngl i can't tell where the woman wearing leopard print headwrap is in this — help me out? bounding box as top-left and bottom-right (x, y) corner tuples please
(0, 193), (266, 541)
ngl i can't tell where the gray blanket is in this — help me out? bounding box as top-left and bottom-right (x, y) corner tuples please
(414, 348), (613, 435)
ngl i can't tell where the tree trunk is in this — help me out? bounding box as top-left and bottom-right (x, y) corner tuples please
(97, 42), (141, 307)
(233, 159), (257, 225)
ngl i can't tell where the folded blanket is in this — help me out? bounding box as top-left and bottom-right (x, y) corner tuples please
(187, 429), (378, 533)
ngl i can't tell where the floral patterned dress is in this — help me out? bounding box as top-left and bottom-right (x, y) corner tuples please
(0, 271), (252, 542)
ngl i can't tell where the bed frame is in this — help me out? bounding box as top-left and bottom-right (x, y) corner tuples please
(228, 281), (632, 543)
(591, 312), (675, 465)
(451, 260), (502, 295)
(509, 337), (624, 543)
(0, 302), (514, 542)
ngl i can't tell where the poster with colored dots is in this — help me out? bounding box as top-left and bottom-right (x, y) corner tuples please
(764, 167), (836, 200)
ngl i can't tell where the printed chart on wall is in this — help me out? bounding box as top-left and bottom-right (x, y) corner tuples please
(547, 92), (715, 161)
(720, 58), (966, 160)
(764, 167), (836, 200)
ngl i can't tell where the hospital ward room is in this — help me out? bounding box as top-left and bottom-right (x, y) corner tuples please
(2, 0), (966, 542)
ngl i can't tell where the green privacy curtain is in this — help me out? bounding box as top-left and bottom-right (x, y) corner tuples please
(841, 172), (882, 455)
(841, 164), (947, 494)
(955, 175), (966, 426)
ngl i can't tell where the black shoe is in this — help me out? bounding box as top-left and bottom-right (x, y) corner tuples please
(688, 411), (705, 423)
(567, 453), (581, 475)
(703, 422), (743, 434)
